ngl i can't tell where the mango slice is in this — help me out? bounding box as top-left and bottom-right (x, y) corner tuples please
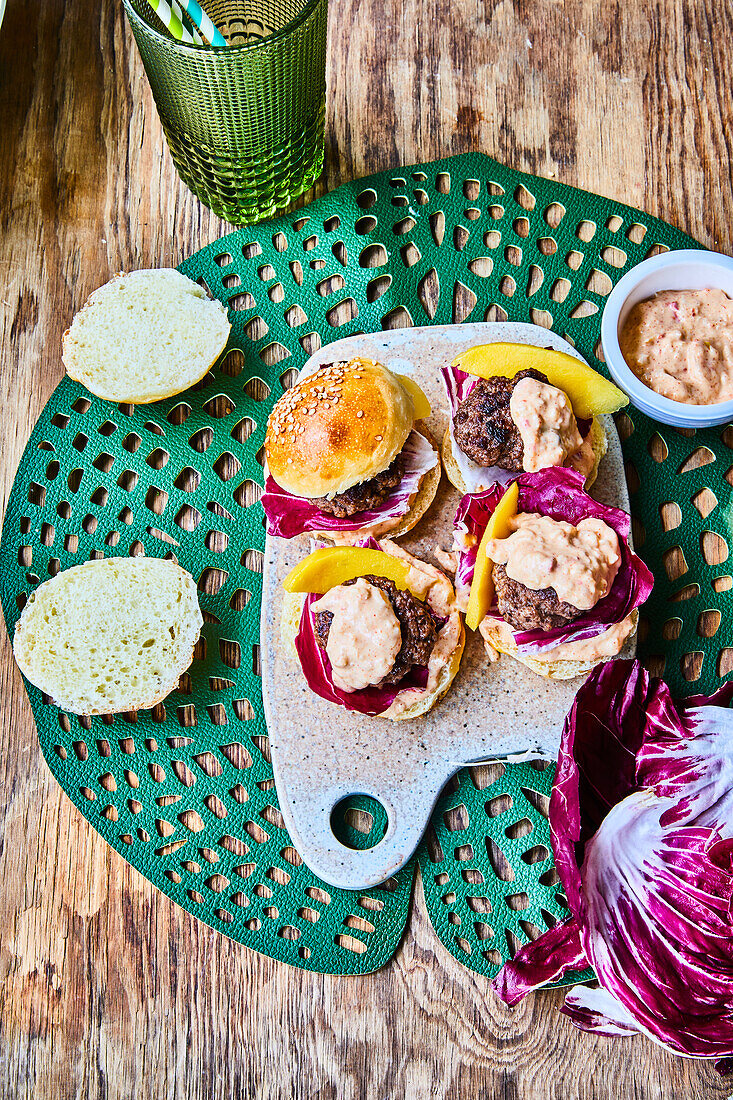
(453, 343), (628, 419)
(465, 480), (520, 631)
(283, 547), (412, 595)
(396, 374), (432, 419)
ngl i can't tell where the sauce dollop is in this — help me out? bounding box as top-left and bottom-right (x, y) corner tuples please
(620, 288), (733, 405)
(312, 578), (401, 691)
(484, 512), (621, 611)
(509, 377), (585, 473)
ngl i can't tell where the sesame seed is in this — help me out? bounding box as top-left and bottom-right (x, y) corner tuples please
(356, 410), (364, 418)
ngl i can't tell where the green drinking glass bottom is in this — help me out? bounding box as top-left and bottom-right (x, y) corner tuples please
(161, 101), (325, 224)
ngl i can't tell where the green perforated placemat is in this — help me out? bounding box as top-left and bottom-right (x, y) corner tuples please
(3, 151), (720, 979)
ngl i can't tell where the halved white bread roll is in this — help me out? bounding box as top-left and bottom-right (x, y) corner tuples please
(13, 557), (203, 714)
(62, 269), (231, 404)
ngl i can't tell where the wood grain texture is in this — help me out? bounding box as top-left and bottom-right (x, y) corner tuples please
(1, 0), (732, 1096)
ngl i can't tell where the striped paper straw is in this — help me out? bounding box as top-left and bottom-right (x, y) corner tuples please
(177, 0), (227, 46)
(171, 0), (204, 43)
(147, 0), (197, 42)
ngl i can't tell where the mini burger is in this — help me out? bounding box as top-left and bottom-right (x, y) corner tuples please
(281, 541), (465, 720)
(262, 359), (440, 542)
(447, 467), (653, 680)
(442, 342), (629, 493)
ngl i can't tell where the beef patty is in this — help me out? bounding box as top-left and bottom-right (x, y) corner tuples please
(492, 562), (582, 632)
(453, 369), (549, 469)
(314, 574), (438, 684)
(313, 452), (405, 518)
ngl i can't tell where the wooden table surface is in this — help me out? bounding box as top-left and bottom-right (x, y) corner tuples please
(1, 1), (732, 1097)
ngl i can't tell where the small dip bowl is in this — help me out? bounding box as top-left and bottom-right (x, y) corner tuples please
(601, 248), (733, 428)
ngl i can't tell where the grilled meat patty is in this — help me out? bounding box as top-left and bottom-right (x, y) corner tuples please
(313, 453), (404, 518)
(314, 574), (437, 684)
(492, 562), (582, 632)
(453, 369), (549, 469)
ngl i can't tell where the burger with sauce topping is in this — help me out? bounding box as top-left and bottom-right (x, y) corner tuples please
(262, 359), (441, 542)
(281, 541), (465, 720)
(441, 342), (629, 495)
(446, 467), (653, 680)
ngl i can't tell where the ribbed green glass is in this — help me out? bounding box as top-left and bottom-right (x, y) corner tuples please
(124, 0), (328, 224)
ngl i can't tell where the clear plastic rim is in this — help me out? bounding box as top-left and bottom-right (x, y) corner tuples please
(123, 0), (326, 55)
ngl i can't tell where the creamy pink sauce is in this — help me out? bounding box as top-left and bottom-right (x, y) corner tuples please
(620, 288), (733, 404)
(322, 511), (410, 546)
(312, 578), (401, 692)
(509, 377), (584, 473)
(480, 613), (636, 663)
(484, 512), (621, 611)
(434, 547), (460, 575)
(566, 431), (596, 479)
(378, 540), (462, 719)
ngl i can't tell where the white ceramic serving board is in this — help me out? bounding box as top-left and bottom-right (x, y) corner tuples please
(261, 322), (631, 890)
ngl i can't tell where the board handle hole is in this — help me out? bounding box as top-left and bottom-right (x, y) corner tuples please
(330, 796), (388, 852)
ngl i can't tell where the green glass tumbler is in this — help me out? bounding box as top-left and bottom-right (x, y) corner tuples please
(123, 0), (328, 224)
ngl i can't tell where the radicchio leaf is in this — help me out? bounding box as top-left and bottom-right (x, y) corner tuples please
(493, 919), (587, 1005)
(561, 986), (642, 1038)
(494, 659), (733, 1061)
(261, 429), (438, 539)
(452, 484), (503, 606)
(452, 468), (653, 653)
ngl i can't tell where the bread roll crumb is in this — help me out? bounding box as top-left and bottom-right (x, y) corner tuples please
(13, 557), (203, 714)
(62, 269), (231, 404)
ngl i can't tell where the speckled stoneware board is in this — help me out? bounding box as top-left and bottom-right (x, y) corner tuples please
(261, 321), (630, 890)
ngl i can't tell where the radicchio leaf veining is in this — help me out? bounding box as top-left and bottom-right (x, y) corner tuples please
(494, 659), (733, 1062)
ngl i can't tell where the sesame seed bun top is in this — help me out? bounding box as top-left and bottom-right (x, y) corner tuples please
(264, 359), (418, 497)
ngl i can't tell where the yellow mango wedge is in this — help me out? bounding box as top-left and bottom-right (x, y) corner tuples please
(396, 374), (432, 420)
(453, 343), (628, 420)
(283, 547), (412, 595)
(465, 480), (520, 632)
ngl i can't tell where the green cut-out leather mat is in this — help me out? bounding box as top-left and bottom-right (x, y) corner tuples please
(3, 151), (722, 978)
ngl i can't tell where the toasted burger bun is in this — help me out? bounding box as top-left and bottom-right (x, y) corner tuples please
(479, 609), (639, 681)
(316, 426), (442, 545)
(384, 638), (465, 720)
(442, 415), (607, 494)
(265, 359), (418, 498)
(281, 539), (465, 721)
